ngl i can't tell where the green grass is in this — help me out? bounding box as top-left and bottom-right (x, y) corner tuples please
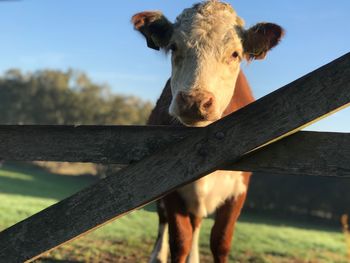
(0, 163), (348, 263)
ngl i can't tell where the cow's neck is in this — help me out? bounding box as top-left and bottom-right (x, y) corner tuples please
(223, 70), (255, 117)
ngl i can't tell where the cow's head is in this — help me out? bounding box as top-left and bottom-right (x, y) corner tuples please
(132, 1), (284, 126)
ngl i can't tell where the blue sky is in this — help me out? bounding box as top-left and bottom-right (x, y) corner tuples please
(0, 0), (349, 131)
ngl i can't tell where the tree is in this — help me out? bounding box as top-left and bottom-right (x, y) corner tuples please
(0, 69), (153, 125)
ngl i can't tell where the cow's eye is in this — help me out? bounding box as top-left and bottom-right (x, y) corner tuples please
(169, 43), (177, 52)
(232, 51), (239, 58)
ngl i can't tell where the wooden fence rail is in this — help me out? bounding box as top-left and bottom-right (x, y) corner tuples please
(0, 52), (349, 262)
(1, 125), (350, 177)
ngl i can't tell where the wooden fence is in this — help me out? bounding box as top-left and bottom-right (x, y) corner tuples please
(0, 52), (349, 262)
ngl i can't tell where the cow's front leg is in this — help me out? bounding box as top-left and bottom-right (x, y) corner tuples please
(210, 192), (248, 263)
(164, 192), (193, 263)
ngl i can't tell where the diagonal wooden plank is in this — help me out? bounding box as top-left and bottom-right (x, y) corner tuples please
(0, 125), (349, 177)
(0, 52), (349, 262)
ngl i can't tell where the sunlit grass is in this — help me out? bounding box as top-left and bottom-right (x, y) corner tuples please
(341, 214), (350, 261)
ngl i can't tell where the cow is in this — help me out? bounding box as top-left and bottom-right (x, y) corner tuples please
(132, 1), (284, 262)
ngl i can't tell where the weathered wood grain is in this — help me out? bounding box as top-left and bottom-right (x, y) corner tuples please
(0, 125), (349, 177)
(0, 53), (349, 262)
(228, 131), (350, 177)
(0, 125), (196, 164)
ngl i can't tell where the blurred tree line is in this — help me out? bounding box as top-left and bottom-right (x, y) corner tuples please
(0, 69), (153, 125)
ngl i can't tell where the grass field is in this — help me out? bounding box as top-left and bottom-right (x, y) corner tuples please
(0, 163), (348, 263)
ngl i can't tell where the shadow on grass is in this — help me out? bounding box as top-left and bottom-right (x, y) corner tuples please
(143, 200), (341, 233)
(0, 162), (96, 200)
(35, 258), (82, 263)
(143, 201), (157, 213)
(238, 211), (342, 233)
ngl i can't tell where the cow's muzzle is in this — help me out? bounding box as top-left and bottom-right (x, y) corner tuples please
(174, 90), (217, 125)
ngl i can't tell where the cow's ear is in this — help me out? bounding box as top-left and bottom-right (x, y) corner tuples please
(132, 11), (173, 51)
(242, 23), (284, 60)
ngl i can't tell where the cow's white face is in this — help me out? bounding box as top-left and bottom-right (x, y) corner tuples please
(132, 1), (284, 127)
(168, 3), (244, 126)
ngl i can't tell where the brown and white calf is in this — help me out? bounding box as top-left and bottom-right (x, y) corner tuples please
(132, 1), (284, 262)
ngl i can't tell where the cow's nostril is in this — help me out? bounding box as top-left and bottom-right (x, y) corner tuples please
(202, 97), (213, 109)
